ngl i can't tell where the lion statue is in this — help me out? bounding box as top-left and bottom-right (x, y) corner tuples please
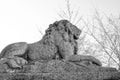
(0, 20), (101, 72)
(0, 20), (80, 70)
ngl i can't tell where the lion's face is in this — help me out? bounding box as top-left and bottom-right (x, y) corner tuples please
(56, 20), (81, 41)
(44, 20), (81, 43)
(65, 22), (81, 40)
(55, 20), (81, 40)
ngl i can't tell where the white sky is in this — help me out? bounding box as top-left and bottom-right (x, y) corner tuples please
(0, 0), (120, 52)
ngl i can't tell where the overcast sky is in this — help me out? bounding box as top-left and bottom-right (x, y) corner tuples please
(0, 0), (120, 51)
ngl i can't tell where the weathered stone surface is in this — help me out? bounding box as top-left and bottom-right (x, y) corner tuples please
(0, 62), (8, 73)
(0, 20), (120, 80)
(0, 42), (28, 69)
(67, 55), (102, 66)
(0, 60), (120, 80)
(27, 20), (81, 62)
(0, 20), (81, 69)
(0, 42), (28, 58)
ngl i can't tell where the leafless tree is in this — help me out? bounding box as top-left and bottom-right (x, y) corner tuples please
(84, 10), (120, 69)
(57, 0), (120, 69)
(57, 0), (82, 26)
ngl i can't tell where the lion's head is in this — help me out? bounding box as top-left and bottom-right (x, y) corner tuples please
(44, 20), (81, 43)
(41, 20), (81, 59)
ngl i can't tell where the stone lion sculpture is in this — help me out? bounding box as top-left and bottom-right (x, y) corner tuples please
(0, 20), (120, 80)
(0, 20), (81, 69)
(0, 20), (101, 70)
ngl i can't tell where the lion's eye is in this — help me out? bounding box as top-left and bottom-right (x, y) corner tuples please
(73, 35), (78, 40)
